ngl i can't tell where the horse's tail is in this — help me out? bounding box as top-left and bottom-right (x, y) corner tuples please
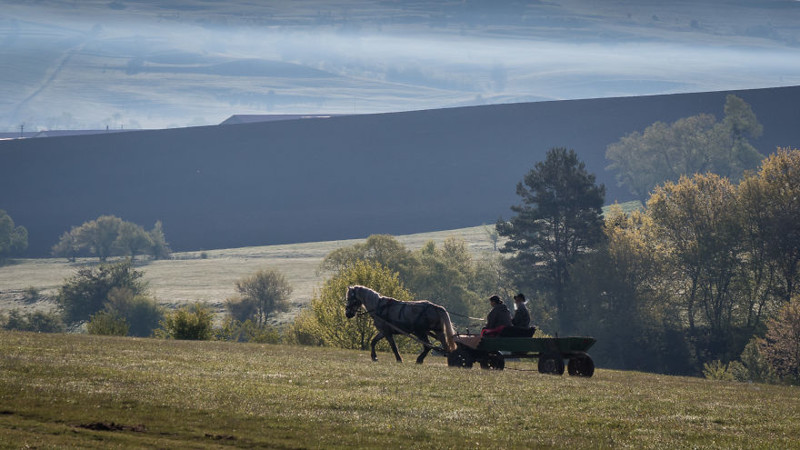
(437, 307), (457, 352)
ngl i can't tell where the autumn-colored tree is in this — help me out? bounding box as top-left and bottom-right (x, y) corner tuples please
(759, 296), (800, 384)
(647, 173), (743, 357)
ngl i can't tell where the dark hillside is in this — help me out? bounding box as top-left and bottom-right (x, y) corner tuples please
(2, 86), (799, 256)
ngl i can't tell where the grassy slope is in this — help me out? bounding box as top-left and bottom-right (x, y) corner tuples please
(1, 330), (798, 449)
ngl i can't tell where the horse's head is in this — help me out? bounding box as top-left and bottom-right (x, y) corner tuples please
(345, 286), (362, 319)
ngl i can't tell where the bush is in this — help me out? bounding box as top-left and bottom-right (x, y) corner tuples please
(156, 304), (214, 340)
(1, 309), (65, 333)
(87, 311), (129, 336)
(104, 287), (164, 337)
(702, 360), (735, 381)
(56, 261), (147, 324)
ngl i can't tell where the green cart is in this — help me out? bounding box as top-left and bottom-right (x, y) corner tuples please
(447, 334), (597, 377)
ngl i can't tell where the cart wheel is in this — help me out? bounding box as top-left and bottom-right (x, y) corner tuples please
(479, 353), (505, 370)
(537, 355), (565, 375)
(447, 348), (474, 368)
(567, 354), (595, 377)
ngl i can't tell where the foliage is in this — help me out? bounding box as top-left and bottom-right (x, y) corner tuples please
(87, 310), (129, 336)
(606, 95), (763, 199)
(497, 147), (605, 332)
(147, 220), (172, 259)
(319, 234), (416, 276)
(232, 268), (292, 326)
(103, 287), (164, 337)
(0, 209), (28, 263)
(216, 318), (281, 344)
(52, 215), (171, 261)
(647, 173), (742, 351)
(294, 260), (415, 351)
(568, 206), (693, 373)
(318, 234), (496, 328)
(739, 147), (800, 303)
(758, 296), (800, 384)
(55, 261), (147, 325)
(702, 360), (736, 381)
(0, 309), (65, 333)
(729, 338), (776, 384)
(156, 303), (214, 340)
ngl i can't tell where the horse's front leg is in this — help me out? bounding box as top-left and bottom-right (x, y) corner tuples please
(370, 331), (385, 361)
(384, 334), (403, 363)
(416, 334), (432, 364)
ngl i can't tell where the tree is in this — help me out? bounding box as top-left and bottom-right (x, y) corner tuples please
(103, 287), (164, 337)
(148, 221), (171, 259)
(568, 206), (691, 373)
(759, 296), (800, 384)
(647, 173), (746, 360)
(740, 148), (800, 304)
(319, 234), (416, 276)
(606, 95), (763, 200)
(51, 227), (83, 262)
(0, 209), (28, 263)
(497, 147), (605, 332)
(114, 221), (152, 260)
(78, 215), (123, 261)
(294, 260), (414, 350)
(55, 261), (147, 324)
(232, 268), (292, 326)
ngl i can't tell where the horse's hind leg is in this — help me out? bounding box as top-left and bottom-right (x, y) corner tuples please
(385, 334), (403, 362)
(416, 334), (432, 364)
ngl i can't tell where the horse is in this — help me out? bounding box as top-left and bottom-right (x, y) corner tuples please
(345, 285), (457, 364)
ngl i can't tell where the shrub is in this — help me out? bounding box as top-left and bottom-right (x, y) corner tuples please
(157, 304), (214, 340)
(56, 261), (147, 324)
(104, 287), (164, 337)
(702, 360), (735, 381)
(1, 309), (65, 333)
(730, 338), (777, 384)
(87, 311), (129, 336)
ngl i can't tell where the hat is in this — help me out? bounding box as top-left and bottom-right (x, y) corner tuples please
(514, 293), (526, 302)
(489, 295), (501, 304)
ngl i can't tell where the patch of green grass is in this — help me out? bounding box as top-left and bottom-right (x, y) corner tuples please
(1, 330), (798, 448)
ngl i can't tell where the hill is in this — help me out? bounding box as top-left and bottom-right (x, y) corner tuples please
(2, 86), (800, 257)
(1, 330), (798, 448)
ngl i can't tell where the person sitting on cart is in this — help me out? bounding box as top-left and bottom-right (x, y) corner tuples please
(512, 293), (531, 328)
(482, 295), (512, 336)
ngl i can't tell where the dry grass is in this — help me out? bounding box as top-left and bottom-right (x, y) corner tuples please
(1, 330), (798, 448)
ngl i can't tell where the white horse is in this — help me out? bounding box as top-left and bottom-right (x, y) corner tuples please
(345, 285), (457, 363)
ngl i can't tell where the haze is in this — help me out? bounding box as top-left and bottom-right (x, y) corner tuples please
(2, 0), (799, 131)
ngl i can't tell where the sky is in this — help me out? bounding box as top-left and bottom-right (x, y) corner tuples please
(2, 0), (800, 131)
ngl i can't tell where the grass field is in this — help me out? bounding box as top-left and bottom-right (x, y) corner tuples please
(1, 330), (798, 448)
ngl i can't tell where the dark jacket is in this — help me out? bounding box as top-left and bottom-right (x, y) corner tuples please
(486, 303), (513, 329)
(512, 302), (531, 328)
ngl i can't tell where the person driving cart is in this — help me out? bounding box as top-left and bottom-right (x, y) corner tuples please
(482, 295), (512, 336)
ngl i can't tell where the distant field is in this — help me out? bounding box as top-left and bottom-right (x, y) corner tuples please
(1, 330), (798, 448)
(0, 224), (499, 322)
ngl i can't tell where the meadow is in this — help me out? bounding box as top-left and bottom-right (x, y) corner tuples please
(1, 330), (798, 448)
